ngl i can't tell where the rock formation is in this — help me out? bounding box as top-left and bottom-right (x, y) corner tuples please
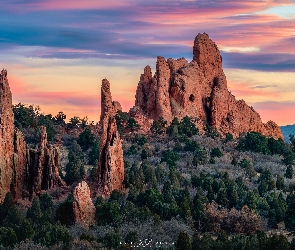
(73, 181), (95, 228)
(0, 69), (29, 202)
(131, 33), (283, 139)
(27, 126), (66, 198)
(98, 79), (124, 197)
(100, 78), (122, 123)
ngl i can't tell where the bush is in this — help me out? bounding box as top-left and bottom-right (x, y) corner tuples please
(161, 150), (179, 168)
(210, 147), (223, 158)
(150, 117), (167, 134)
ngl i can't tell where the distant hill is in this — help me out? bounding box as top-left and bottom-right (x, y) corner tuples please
(280, 124), (295, 142)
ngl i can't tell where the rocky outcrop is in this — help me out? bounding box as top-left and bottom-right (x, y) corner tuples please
(100, 79), (122, 123)
(28, 126), (65, 198)
(132, 33), (283, 139)
(73, 181), (95, 228)
(98, 79), (124, 197)
(0, 69), (16, 202)
(0, 69), (30, 202)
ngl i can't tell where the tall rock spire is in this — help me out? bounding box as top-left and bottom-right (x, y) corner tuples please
(98, 79), (124, 197)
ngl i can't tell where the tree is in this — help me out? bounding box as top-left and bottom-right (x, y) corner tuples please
(237, 132), (270, 154)
(65, 140), (85, 184)
(27, 196), (42, 223)
(4, 207), (34, 242)
(78, 127), (95, 150)
(285, 165), (294, 179)
(276, 174), (286, 191)
(37, 114), (56, 141)
(224, 133), (233, 143)
(0, 227), (17, 247)
(258, 168), (276, 195)
(179, 116), (198, 137)
(285, 191), (295, 231)
(53, 111), (66, 126)
(161, 150), (179, 168)
(55, 193), (75, 226)
(204, 123), (220, 139)
(150, 117), (167, 134)
(68, 116), (81, 128)
(127, 117), (140, 132)
(39, 193), (53, 223)
(184, 139), (200, 152)
(33, 223), (72, 247)
(175, 231), (192, 250)
(210, 147), (223, 158)
(193, 147), (208, 166)
(125, 231), (138, 245)
(166, 117), (181, 136)
(282, 150), (295, 166)
(88, 139), (100, 165)
(192, 193), (207, 231)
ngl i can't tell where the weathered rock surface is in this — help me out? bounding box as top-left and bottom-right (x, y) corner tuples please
(0, 69), (16, 202)
(132, 33), (283, 139)
(73, 181), (95, 228)
(100, 79), (122, 123)
(98, 79), (124, 197)
(0, 69), (30, 202)
(28, 126), (66, 198)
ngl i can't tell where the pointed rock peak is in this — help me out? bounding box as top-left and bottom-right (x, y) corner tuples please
(100, 78), (114, 121)
(141, 65), (152, 82)
(193, 33), (222, 70)
(100, 79), (122, 123)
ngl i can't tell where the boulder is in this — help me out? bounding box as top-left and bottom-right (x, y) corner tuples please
(73, 181), (95, 228)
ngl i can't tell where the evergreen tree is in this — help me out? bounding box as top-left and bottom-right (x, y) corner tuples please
(78, 127), (95, 150)
(175, 231), (192, 250)
(0, 227), (17, 247)
(65, 140), (85, 184)
(276, 174), (286, 191)
(285, 191), (295, 231)
(27, 196), (42, 223)
(285, 165), (294, 179)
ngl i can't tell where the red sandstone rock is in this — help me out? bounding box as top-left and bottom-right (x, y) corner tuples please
(98, 79), (124, 197)
(131, 33), (283, 139)
(73, 181), (95, 228)
(0, 69), (16, 202)
(100, 79), (122, 123)
(28, 126), (65, 198)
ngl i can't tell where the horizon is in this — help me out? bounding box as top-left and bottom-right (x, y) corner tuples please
(1, 1), (295, 126)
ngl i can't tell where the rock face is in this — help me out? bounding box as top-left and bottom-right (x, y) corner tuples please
(98, 79), (124, 197)
(132, 33), (283, 139)
(73, 181), (95, 228)
(27, 126), (65, 198)
(0, 69), (29, 202)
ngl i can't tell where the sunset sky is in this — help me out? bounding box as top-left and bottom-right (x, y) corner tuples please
(1, 0), (295, 125)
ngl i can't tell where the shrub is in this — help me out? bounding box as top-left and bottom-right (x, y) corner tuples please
(161, 150), (179, 168)
(210, 147), (223, 158)
(150, 117), (167, 134)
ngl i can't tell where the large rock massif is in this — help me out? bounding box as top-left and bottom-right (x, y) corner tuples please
(98, 79), (124, 197)
(132, 33), (283, 139)
(73, 181), (95, 228)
